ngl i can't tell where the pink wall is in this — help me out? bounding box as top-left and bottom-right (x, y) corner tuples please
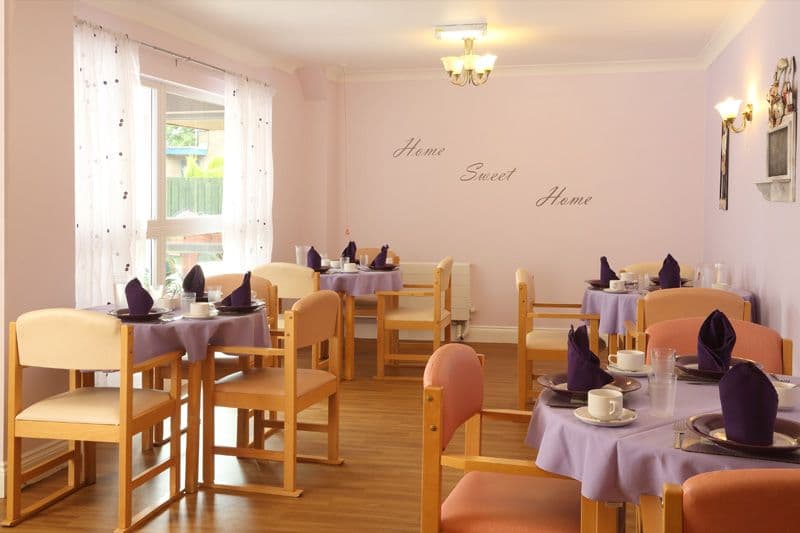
(705, 1), (800, 369)
(341, 71), (706, 328)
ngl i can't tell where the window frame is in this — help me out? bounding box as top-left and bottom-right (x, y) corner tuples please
(140, 77), (224, 285)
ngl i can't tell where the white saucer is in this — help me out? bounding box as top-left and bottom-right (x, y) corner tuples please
(182, 310), (219, 320)
(602, 288), (629, 294)
(574, 407), (637, 427)
(608, 364), (652, 377)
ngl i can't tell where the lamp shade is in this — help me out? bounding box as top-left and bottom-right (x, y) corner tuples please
(441, 56), (464, 74)
(715, 98), (742, 121)
(475, 54), (497, 73)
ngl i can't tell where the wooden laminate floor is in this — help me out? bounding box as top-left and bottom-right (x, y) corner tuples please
(1, 341), (537, 532)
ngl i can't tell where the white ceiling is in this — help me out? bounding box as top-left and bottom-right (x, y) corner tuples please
(88, 0), (763, 76)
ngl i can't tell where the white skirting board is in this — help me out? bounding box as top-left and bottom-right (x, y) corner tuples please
(0, 439), (69, 498)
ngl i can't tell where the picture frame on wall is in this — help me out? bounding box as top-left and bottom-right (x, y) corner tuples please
(767, 111), (795, 183)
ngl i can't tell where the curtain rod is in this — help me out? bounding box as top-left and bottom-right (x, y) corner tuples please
(75, 18), (271, 87)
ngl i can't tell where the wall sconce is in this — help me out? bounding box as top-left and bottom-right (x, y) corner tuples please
(715, 97), (753, 133)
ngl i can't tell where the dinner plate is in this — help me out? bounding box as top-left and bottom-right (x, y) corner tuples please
(574, 407), (637, 427)
(586, 279), (609, 289)
(182, 310), (219, 320)
(649, 276), (691, 286)
(313, 266), (331, 274)
(369, 265), (398, 271)
(602, 288), (629, 294)
(214, 300), (265, 314)
(689, 413), (800, 454)
(608, 364), (652, 377)
(675, 355), (757, 381)
(537, 373), (641, 400)
(109, 307), (169, 322)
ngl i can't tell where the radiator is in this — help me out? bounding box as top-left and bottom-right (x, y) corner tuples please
(398, 262), (472, 322)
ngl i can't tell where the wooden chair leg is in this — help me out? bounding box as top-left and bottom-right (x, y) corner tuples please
(518, 349), (527, 410)
(327, 392), (340, 462)
(376, 314), (386, 379)
(4, 435), (22, 524)
(84, 441), (97, 485)
(253, 410), (265, 450)
(68, 440), (82, 489)
(432, 326), (441, 351)
(236, 409), (250, 448)
(444, 322), (452, 343)
(345, 296), (355, 380)
(284, 409), (297, 493)
(169, 409), (181, 499)
(202, 374), (215, 486)
(141, 370), (154, 452)
(117, 434), (133, 532)
(153, 370), (167, 445)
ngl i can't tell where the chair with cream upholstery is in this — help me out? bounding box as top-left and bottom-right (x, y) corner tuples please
(620, 262), (695, 280)
(152, 273), (278, 447)
(516, 268), (601, 409)
(624, 288), (751, 351)
(421, 343), (581, 533)
(4, 309), (182, 532)
(643, 316), (791, 374)
(375, 256), (452, 379)
(640, 469), (800, 533)
(201, 290), (343, 497)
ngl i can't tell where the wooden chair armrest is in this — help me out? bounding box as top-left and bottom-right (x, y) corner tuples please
(132, 350), (184, 373)
(207, 345), (284, 358)
(533, 302), (582, 309)
(376, 290), (434, 298)
(531, 312), (600, 321)
(481, 408), (532, 424)
(441, 454), (571, 479)
(403, 283), (434, 289)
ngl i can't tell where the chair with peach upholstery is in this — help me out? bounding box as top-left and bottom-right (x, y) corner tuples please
(623, 288), (751, 351)
(152, 273), (278, 447)
(516, 268), (601, 409)
(421, 343), (581, 532)
(4, 309), (182, 532)
(201, 290), (343, 497)
(375, 256), (452, 379)
(620, 262), (695, 280)
(640, 469), (800, 533)
(644, 316), (792, 374)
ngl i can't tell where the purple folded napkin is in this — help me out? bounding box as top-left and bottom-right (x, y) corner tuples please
(719, 361), (778, 445)
(600, 256), (618, 284)
(370, 244), (389, 268)
(182, 264), (205, 296)
(341, 241), (357, 263)
(567, 325), (614, 391)
(697, 309), (737, 372)
(307, 246), (321, 269)
(125, 278), (154, 316)
(221, 272), (252, 307)
(658, 253), (681, 289)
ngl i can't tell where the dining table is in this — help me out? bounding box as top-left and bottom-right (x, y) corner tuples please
(320, 267), (403, 380)
(525, 374), (800, 533)
(93, 306), (270, 493)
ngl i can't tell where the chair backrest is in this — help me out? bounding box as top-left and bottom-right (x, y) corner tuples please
(516, 268), (532, 339)
(251, 262), (319, 300)
(621, 261), (695, 279)
(15, 308), (123, 370)
(208, 273), (279, 330)
(640, 288), (750, 328)
(433, 257), (454, 321)
(645, 316), (791, 373)
(286, 290), (340, 349)
(674, 469), (800, 533)
(356, 247), (400, 265)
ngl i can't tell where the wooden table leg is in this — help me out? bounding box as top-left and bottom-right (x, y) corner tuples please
(344, 294), (355, 380)
(607, 334), (619, 356)
(581, 497), (620, 533)
(185, 360), (202, 493)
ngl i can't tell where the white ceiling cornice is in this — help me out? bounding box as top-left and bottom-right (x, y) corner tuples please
(697, 0), (764, 67)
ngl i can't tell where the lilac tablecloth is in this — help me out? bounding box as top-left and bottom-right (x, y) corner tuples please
(320, 268), (402, 296)
(93, 307), (270, 364)
(525, 377), (800, 502)
(581, 287), (758, 336)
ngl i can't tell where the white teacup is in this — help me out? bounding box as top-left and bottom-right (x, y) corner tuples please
(620, 272), (637, 283)
(609, 279), (626, 291)
(774, 381), (800, 410)
(189, 302), (213, 316)
(330, 260), (341, 269)
(343, 262), (358, 273)
(386, 256), (394, 265)
(321, 258), (331, 267)
(588, 389), (624, 421)
(608, 350), (645, 371)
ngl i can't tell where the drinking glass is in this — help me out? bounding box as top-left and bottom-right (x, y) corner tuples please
(648, 374), (677, 417)
(180, 291), (196, 313)
(206, 285), (222, 303)
(361, 253), (370, 266)
(714, 263), (730, 285)
(113, 273), (129, 309)
(650, 347), (676, 378)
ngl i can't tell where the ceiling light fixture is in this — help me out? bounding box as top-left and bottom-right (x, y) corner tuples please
(437, 23), (497, 87)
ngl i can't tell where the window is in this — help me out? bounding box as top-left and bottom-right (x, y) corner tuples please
(141, 81), (224, 291)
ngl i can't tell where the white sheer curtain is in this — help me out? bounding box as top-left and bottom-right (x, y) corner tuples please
(223, 74), (275, 270)
(74, 21), (148, 307)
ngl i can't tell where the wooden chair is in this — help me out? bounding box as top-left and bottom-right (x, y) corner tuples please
(375, 256), (452, 379)
(516, 268), (601, 410)
(644, 316), (792, 374)
(421, 343), (581, 532)
(624, 288), (751, 351)
(4, 309), (182, 532)
(152, 273), (278, 447)
(201, 290), (343, 497)
(353, 246), (401, 319)
(640, 469), (800, 533)
(620, 262), (695, 280)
